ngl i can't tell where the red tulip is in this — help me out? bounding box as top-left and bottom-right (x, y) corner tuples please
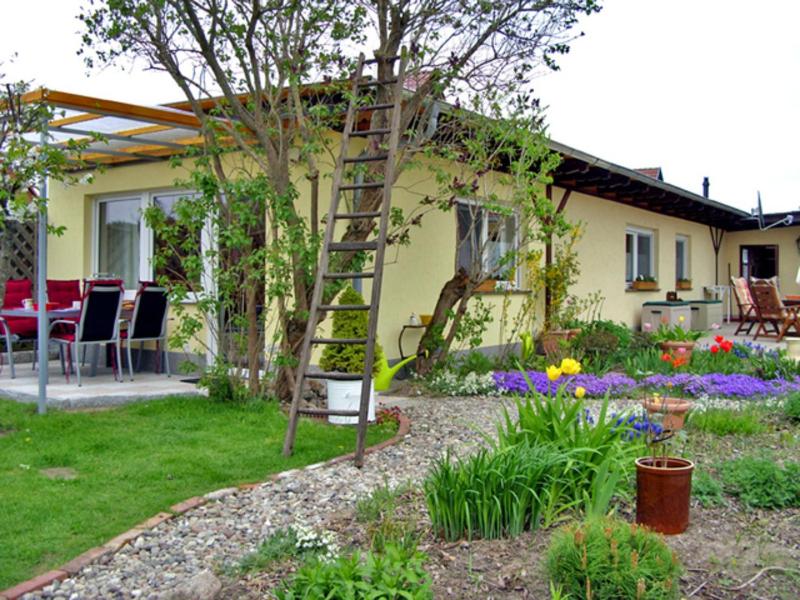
(714, 335), (725, 344)
(661, 353), (672, 362)
(710, 345), (720, 354)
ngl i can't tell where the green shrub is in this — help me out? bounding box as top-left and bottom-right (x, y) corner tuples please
(546, 517), (682, 600)
(575, 320), (632, 352)
(688, 407), (766, 436)
(454, 350), (494, 376)
(719, 456), (800, 509)
(276, 543), (432, 600)
(785, 393), (800, 422)
(496, 384), (645, 517)
(319, 286), (385, 374)
(692, 470), (725, 507)
(424, 444), (565, 541)
(573, 327), (622, 375)
(199, 360), (252, 403)
(629, 330), (655, 352)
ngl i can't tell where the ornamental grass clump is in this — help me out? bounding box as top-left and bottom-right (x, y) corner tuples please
(495, 361), (647, 517)
(546, 517), (682, 600)
(424, 443), (566, 541)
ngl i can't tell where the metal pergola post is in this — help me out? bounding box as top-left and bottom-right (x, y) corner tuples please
(36, 123), (48, 414)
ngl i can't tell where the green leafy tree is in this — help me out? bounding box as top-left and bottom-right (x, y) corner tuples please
(80, 0), (601, 397)
(0, 73), (90, 227)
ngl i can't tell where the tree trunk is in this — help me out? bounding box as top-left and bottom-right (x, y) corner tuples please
(415, 269), (472, 375)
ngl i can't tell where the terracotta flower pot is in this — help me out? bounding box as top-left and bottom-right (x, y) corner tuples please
(636, 456), (694, 535)
(641, 396), (693, 431)
(659, 340), (695, 359)
(541, 328), (581, 356)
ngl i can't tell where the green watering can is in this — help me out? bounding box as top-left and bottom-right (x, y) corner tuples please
(520, 332), (534, 362)
(374, 354), (417, 392)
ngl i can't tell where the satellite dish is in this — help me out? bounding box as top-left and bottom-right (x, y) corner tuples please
(749, 192), (791, 230)
(754, 191), (765, 229)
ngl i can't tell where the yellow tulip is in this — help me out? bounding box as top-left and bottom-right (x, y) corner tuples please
(546, 365), (562, 382)
(560, 357), (582, 375)
(575, 386), (586, 399)
(678, 315), (685, 323)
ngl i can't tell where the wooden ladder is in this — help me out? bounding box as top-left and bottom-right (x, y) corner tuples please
(283, 52), (407, 467)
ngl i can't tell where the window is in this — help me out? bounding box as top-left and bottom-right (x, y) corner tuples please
(97, 197), (142, 289)
(94, 190), (206, 296)
(625, 227), (655, 283)
(152, 192), (201, 285)
(675, 235), (689, 280)
(456, 201), (518, 284)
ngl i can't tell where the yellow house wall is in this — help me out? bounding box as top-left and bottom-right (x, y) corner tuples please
(563, 188), (720, 328)
(48, 139), (762, 362)
(48, 161), (208, 355)
(723, 226), (800, 295)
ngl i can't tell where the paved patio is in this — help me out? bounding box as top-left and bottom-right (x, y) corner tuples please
(0, 359), (201, 409)
(695, 320), (787, 350)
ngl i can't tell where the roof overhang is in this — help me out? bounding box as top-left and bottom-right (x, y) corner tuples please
(21, 88), (208, 167)
(549, 140), (752, 230)
(20, 87), (781, 232)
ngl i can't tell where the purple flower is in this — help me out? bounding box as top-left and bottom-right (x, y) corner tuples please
(492, 370), (800, 399)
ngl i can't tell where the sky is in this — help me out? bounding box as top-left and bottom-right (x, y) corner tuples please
(1, 0), (798, 214)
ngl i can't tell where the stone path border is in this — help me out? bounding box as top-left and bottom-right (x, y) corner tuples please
(0, 413), (411, 600)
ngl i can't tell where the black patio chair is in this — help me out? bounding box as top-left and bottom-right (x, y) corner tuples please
(121, 282), (170, 380)
(49, 283), (124, 386)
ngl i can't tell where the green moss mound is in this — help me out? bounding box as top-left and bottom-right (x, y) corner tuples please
(319, 286), (385, 374)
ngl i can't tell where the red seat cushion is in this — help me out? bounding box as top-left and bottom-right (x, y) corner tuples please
(51, 331), (76, 343)
(4, 279), (32, 308)
(3, 317), (37, 337)
(2, 279), (36, 338)
(47, 279), (81, 308)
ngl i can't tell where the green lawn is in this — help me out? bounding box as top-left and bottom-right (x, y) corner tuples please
(0, 396), (396, 589)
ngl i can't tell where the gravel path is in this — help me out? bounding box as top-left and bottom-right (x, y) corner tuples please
(24, 396), (513, 600)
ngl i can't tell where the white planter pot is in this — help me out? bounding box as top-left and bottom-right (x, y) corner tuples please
(326, 379), (375, 425)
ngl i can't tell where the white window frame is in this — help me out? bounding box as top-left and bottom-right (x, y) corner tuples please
(455, 198), (520, 289)
(625, 226), (656, 284)
(675, 234), (690, 281)
(93, 189), (208, 301)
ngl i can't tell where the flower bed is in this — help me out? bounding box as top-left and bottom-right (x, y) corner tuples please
(493, 370), (800, 399)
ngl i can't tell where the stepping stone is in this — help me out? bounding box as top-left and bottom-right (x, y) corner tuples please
(40, 467), (78, 480)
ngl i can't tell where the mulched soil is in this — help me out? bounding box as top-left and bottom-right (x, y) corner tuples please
(224, 410), (800, 599)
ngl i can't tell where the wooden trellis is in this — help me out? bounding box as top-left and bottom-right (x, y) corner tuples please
(0, 218), (37, 296)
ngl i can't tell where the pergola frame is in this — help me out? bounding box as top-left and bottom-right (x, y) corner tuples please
(20, 88), (209, 413)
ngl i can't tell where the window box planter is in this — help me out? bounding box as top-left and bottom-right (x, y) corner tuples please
(475, 279), (497, 293)
(676, 280), (692, 290)
(632, 280), (658, 291)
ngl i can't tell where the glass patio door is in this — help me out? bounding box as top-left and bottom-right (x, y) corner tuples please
(97, 197), (141, 289)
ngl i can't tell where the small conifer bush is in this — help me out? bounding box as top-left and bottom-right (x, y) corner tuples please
(546, 517), (682, 600)
(319, 286), (385, 374)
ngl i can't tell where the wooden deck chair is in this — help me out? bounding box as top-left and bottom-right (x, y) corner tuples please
(750, 278), (800, 342)
(730, 276), (757, 335)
